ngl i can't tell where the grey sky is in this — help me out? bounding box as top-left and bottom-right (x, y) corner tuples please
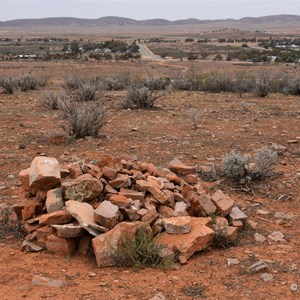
(0, 1), (299, 21)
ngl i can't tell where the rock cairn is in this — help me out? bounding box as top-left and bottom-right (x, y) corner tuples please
(15, 155), (247, 266)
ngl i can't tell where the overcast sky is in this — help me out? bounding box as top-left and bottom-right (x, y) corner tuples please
(0, 1), (299, 21)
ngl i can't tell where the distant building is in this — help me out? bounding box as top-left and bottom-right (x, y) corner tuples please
(17, 54), (37, 59)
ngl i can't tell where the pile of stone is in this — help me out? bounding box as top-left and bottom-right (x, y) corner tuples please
(15, 155), (247, 266)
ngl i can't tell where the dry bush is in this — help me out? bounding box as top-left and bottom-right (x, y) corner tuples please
(254, 73), (271, 97)
(232, 72), (256, 96)
(0, 76), (18, 94)
(101, 73), (132, 91)
(123, 85), (160, 109)
(64, 75), (86, 90)
(17, 74), (42, 92)
(143, 77), (171, 91)
(73, 82), (99, 101)
(202, 72), (235, 93)
(187, 107), (205, 129)
(42, 90), (65, 110)
(222, 151), (249, 181)
(59, 98), (107, 138)
(283, 77), (300, 95)
(254, 147), (277, 177)
(0, 74), (46, 94)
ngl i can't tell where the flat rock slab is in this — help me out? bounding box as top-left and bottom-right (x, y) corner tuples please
(156, 217), (214, 260)
(162, 216), (192, 234)
(21, 240), (44, 252)
(229, 207), (248, 221)
(52, 223), (84, 238)
(39, 210), (73, 226)
(167, 159), (196, 175)
(65, 200), (108, 236)
(31, 275), (65, 288)
(119, 188), (145, 201)
(268, 231), (285, 242)
(109, 194), (132, 209)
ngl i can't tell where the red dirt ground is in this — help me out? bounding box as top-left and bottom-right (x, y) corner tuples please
(0, 59), (299, 299)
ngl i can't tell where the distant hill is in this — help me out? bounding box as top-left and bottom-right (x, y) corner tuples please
(0, 14), (300, 27)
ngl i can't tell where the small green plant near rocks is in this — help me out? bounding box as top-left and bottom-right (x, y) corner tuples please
(181, 284), (207, 298)
(0, 204), (23, 239)
(211, 227), (237, 249)
(59, 98), (107, 138)
(111, 228), (175, 268)
(222, 151), (249, 181)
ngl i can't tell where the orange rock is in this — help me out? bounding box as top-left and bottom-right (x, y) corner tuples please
(183, 174), (199, 185)
(119, 188), (145, 201)
(82, 163), (102, 180)
(45, 188), (64, 213)
(167, 159), (196, 175)
(102, 166), (118, 180)
(65, 200), (109, 236)
(211, 190), (234, 217)
(78, 233), (91, 255)
(149, 187), (169, 205)
(109, 194), (132, 209)
(29, 156), (61, 192)
(158, 206), (176, 218)
(156, 217), (214, 260)
(13, 199), (43, 221)
(188, 191), (216, 216)
(92, 222), (137, 267)
(162, 216), (192, 234)
(109, 174), (130, 189)
(94, 200), (121, 229)
(39, 210), (73, 226)
(18, 168), (31, 192)
(46, 234), (75, 255)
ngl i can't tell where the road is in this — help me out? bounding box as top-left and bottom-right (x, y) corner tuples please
(138, 44), (162, 60)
